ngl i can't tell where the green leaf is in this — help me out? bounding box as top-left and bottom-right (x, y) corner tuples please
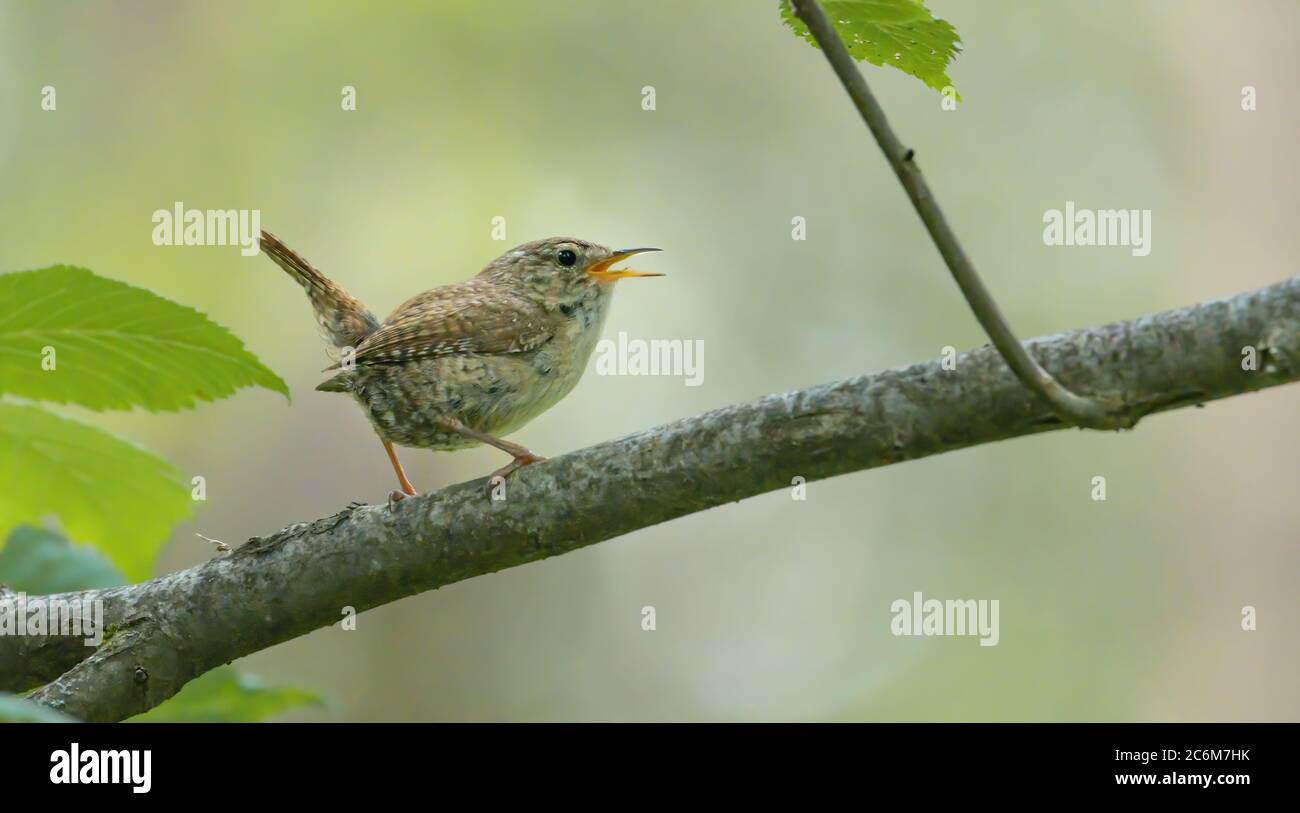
(0, 265), (288, 412)
(0, 525), (127, 593)
(128, 667), (324, 722)
(0, 403), (191, 582)
(0, 693), (78, 722)
(780, 0), (962, 97)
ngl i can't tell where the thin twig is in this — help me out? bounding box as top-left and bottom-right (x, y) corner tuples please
(789, 0), (1132, 429)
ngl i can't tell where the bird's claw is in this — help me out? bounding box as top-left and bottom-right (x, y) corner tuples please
(484, 453), (546, 498)
(387, 489), (417, 509)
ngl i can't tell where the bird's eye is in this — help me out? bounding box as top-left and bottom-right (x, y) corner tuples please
(557, 249), (578, 267)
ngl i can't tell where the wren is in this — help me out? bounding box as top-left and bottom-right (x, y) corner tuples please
(259, 230), (662, 502)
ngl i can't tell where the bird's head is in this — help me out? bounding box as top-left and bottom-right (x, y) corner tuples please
(479, 237), (662, 302)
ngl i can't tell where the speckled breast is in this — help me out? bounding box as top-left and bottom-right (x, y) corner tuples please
(347, 336), (598, 450)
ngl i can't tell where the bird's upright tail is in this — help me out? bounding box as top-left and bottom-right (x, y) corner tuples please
(259, 229), (380, 352)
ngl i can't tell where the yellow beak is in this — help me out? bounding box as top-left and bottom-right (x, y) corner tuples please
(587, 247), (664, 280)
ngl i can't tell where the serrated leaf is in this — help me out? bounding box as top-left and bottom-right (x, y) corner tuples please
(780, 0), (962, 97)
(0, 265), (288, 412)
(0, 693), (78, 722)
(0, 403), (191, 582)
(127, 666), (324, 722)
(0, 525), (127, 594)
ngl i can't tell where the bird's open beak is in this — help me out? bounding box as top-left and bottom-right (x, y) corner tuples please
(587, 247), (664, 280)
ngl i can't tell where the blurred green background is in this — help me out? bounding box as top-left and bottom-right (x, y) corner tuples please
(1, 0), (1296, 721)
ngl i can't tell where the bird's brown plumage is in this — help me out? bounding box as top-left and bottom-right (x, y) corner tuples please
(259, 230), (657, 478)
(333, 281), (553, 369)
(259, 230), (378, 349)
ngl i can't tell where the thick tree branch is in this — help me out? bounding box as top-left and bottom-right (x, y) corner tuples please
(6, 277), (1299, 721)
(790, 0), (1131, 428)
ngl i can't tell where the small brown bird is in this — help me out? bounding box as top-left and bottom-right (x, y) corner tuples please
(259, 230), (662, 501)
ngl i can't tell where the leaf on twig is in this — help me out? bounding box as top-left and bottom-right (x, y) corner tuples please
(0, 525), (127, 594)
(780, 0), (962, 98)
(0, 265), (288, 412)
(0, 403), (192, 582)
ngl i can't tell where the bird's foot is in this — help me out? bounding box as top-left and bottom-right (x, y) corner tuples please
(485, 453), (546, 497)
(387, 487), (418, 509)
(381, 439), (418, 508)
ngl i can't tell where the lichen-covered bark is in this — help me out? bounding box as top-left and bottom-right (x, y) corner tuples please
(8, 277), (1299, 721)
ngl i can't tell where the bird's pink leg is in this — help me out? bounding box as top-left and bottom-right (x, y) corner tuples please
(382, 439), (418, 504)
(436, 418), (546, 486)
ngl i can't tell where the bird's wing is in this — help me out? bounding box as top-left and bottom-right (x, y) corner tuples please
(339, 283), (552, 368)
